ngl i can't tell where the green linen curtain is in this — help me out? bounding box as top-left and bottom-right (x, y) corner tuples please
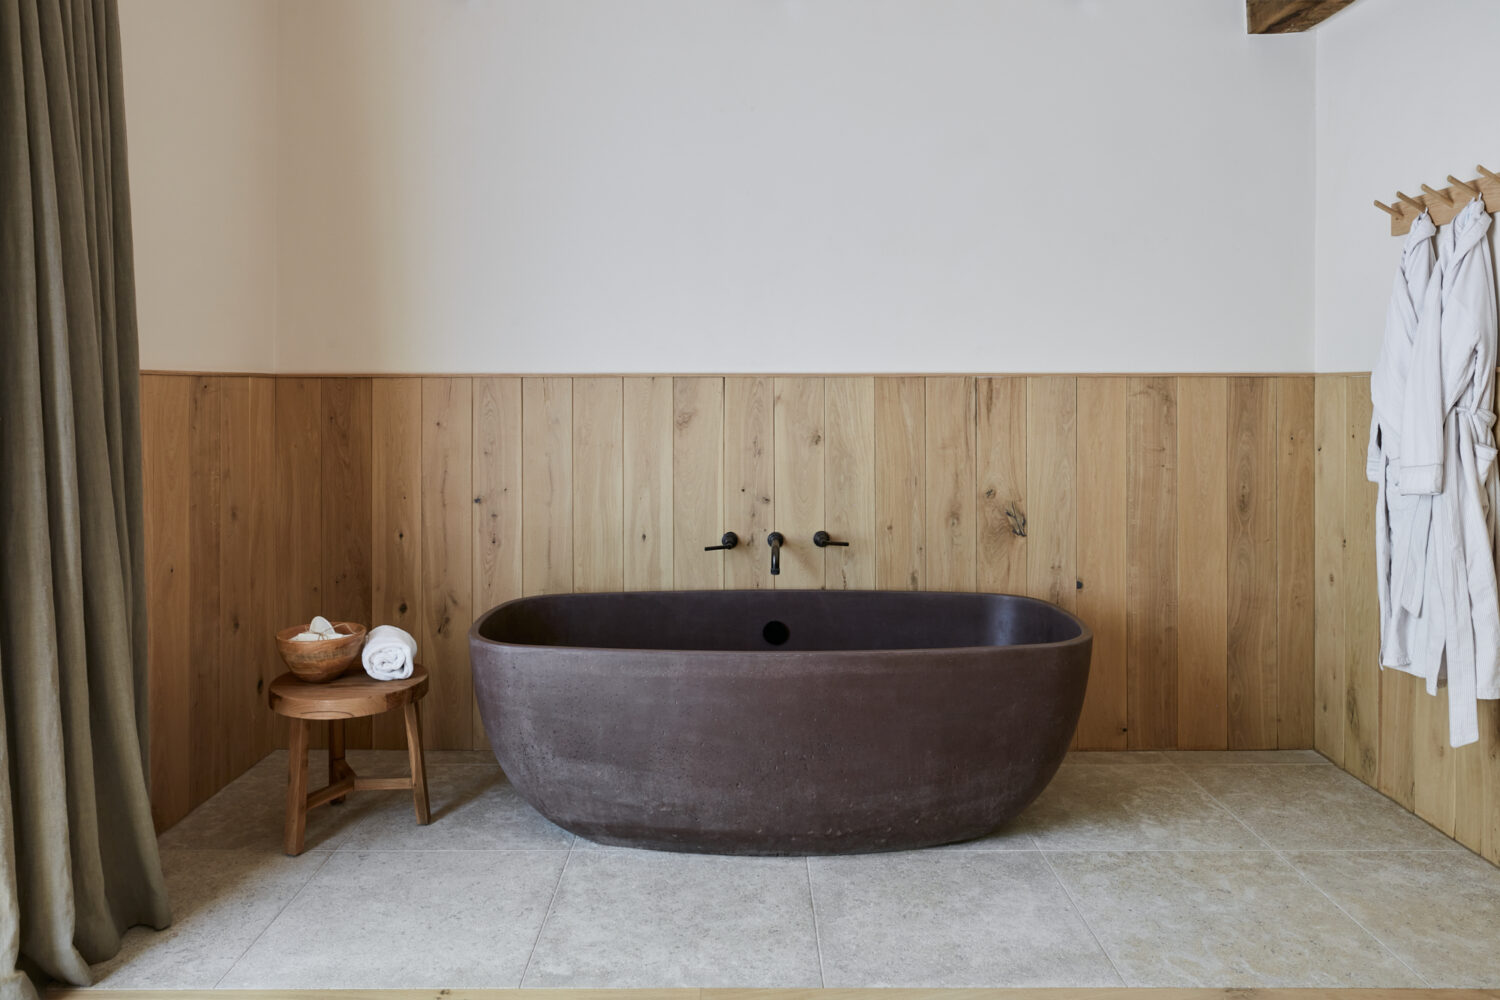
(0, 0), (170, 996)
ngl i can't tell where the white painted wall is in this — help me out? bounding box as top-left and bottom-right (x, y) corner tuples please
(124, 0), (1319, 373)
(120, 0), (279, 373)
(1314, 0), (1500, 373)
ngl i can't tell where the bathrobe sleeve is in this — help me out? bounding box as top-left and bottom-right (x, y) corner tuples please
(1398, 257), (1448, 496)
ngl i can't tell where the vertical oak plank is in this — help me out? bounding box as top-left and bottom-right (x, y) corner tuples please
(522, 378), (573, 596)
(421, 378), (474, 749)
(624, 377), (674, 590)
(824, 377), (875, 590)
(875, 377), (925, 591)
(1314, 375), (1348, 764)
(246, 379), (280, 765)
(774, 378), (826, 588)
(1025, 377), (1077, 611)
(187, 376), (224, 805)
(321, 377), (373, 749)
(472, 376), (522, 750)
(1277, 376), (1317, 749)
(674, 377), (725, 590)
(1176, 377), (1228, 750)
(1227, 377), (1279, 749)
(1479, 700), (1500, 862)
(976, 377), (1027, 595)
(1127, 377), (1178, 749)
(1343, 375), (1380, 784)
(722, 377), (772, 590)
(142, 375), (192, 829)
(273, 378), (323, 751)
(1409, 672), (1448, 824)
(1075, 377), (1129, 750)
(370, 379), (423, 750)
(924, 376), (976, 592)
(217, 377), (256, 779)
(573, 377), (625, 593)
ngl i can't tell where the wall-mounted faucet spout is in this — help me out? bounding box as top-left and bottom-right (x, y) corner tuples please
(767, 532), (785, 575)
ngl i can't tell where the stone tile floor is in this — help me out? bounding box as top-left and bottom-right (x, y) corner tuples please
(86, 749), (1500, 989)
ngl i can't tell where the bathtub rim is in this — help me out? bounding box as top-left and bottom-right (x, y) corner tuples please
(467, 588), (1092, 658)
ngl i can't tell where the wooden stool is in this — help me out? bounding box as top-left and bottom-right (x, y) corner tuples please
(268, 664), (431, 855)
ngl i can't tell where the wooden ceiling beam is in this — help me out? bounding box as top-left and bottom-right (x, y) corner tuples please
(1247, 0), (1358, 33)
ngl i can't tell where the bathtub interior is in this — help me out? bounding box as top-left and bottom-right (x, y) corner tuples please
(476, 590), (1084, 652)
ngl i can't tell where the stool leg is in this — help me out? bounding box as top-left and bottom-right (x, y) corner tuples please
(403, 700), (430, 825)
(285, 718), (310, 855)
(328, 718), (347, 805)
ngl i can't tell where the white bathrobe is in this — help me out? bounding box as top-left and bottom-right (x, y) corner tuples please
(1367, 212), (1436, 673)
(1396, 197), (1500, 747)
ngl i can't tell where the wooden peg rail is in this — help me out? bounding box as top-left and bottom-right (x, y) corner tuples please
(1374, 163), (1500, 236)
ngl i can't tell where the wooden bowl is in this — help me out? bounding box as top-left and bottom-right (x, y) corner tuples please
(275, 622), (367, 683)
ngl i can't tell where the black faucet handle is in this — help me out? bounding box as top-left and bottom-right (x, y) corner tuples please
(813, 530), (849, 548)
(704, 531), (739, 552)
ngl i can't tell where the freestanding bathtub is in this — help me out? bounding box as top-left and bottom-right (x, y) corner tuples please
(469, 589), (1090, 855)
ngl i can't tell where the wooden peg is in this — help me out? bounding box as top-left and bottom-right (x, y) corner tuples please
(1373, 199), (1402, 219)
(1421, 183), (1453, 206)
(1448, 175), (1479, 198)
(1397, 191), (1426, 214)
(1477, 164), (1500, 185)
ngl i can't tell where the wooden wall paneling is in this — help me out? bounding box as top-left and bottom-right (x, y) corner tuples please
(187, 376), (224, 803)
(1455, 692), (1499, 858)
(722, 377), (772, 590)
(248, 378), (280, 765)
(1025, 377), (1077, 610)
(1276, 376), (1317, 749)
(976, 377), (1027, 595)
(674, 377), (726, 590)
(1378, 666), (1419, 810)
(924, 377), (976, 592)
(1226, 377), (1279, 749)
(1175, 377), (1228, 750)
(1342, 376), (1380, 784)
(320, 378), (373, 749)
(874, 378), (925, 591)
(824, 378), (875, 590)
(420, 378), (474, 749)
(1479, 701), (1500, 859)
(1411, 674), (1453, 830)
(370, 379), (423, 749)
(623, 377), (674, 590)
(522, 378), (573, 596)
(573, 377), (625, 593)
(146, 369), (1387, 831)
(1126, 377), (1179, 749)
(472, 377), (522, 750)
(1074, 377), (1129, 750)
(774, 378), (826, 588)
(273, 378), (323, 750)
(1313, 375), (1348, 764)
(142, 375), (192, 830)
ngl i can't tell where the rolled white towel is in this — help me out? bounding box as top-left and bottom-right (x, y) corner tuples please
(362, 624), (417, 681)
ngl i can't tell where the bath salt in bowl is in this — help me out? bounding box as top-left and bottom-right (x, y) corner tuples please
(275, 622), (367, 683)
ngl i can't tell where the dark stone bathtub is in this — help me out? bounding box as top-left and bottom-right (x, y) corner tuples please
(469, 589), (1091, 855)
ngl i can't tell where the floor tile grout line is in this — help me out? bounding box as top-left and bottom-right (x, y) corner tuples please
(1272, 846), (1433, 988)
(805, 857), (826, 988)
(1173, 768), (1279, 851)
(1036, 850), (1128, 987)
(1176, 769), (1434, 988)
(518, 835), (574, 987)
(211, 849), (336, 989)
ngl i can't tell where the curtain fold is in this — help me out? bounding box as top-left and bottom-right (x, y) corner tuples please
(0, 1), (171, 996)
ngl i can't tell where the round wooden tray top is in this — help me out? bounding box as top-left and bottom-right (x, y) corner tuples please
(269, 664), (429, 720)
